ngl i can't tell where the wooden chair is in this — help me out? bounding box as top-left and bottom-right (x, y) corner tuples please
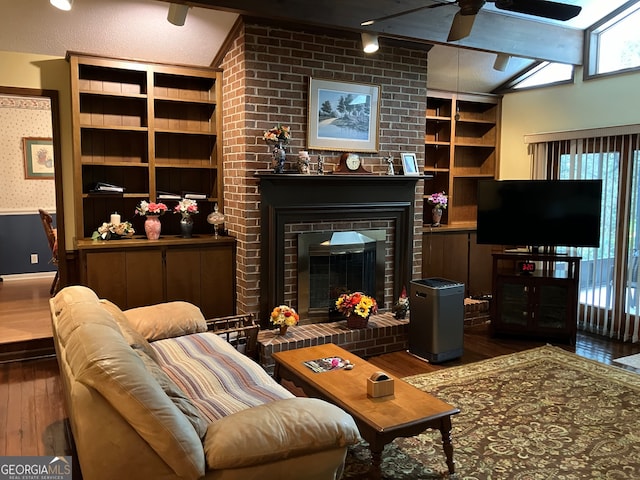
(38, 209), (59, 296)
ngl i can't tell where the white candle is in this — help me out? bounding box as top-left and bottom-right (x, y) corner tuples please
(110, 213), (121, 225)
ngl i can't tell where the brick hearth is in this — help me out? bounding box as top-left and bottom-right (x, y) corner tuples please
(258, 312), (408, 374)
(257, 298), (490, 373)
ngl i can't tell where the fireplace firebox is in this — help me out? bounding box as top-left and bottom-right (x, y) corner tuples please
(298, 230), (386, 322)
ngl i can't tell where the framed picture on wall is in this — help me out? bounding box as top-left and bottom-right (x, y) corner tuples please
(401, 152), (419, 176)
(23, 137), (54, 179)
(307, 78), (380, 152)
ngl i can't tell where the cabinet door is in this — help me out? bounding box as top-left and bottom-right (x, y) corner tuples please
(422, 231), (468, 285)
(84, 251), (128, 307)
(495, 279), (531, 329)
(84, 249), (163, 309)
(165, 248), (202, 306)
(535, 282), (571, 332)
(468, 233), (493, 296)
(125, 250), (164, 308)
(165, 245), (235, 318)
(200, 246), (235, 318)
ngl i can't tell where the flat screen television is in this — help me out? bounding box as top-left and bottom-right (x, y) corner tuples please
(476, 179), (603, 248)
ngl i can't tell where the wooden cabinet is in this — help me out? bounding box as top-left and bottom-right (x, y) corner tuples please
(424, 90), (500, 227)
(68, 52), (223, 240)
(491, 253), (580, 344)
(422, 228), (494, 297)
(78, 237), (236, 318)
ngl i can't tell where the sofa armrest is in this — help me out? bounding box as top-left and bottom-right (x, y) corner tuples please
(203, 397), (361, 470)
(206, 314), (259, 359)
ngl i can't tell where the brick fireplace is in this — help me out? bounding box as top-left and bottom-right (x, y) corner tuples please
(258, 174), (421, 327)
(218, 20), (428, 322)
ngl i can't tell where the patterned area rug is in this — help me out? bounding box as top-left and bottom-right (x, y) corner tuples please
(343, 345), (640, 479)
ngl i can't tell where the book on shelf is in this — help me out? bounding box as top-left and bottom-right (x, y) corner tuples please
(157, 191), (182, 200)
(90, 182), (125, 193)
(182, 191), (207, 200)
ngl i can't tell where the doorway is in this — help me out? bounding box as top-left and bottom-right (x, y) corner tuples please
(0, 86), (64, 345)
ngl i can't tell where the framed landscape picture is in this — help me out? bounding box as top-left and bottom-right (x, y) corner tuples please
(23, 137), (54, 179)
(307, 78), (380, 152)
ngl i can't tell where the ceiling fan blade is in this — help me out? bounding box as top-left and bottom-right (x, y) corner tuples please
(361, 1), (455, 26)
(447, 10), (477, 41)
(494, 0), (582, 21)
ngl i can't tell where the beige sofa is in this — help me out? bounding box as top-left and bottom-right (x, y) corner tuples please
(50, 285), (361, 480)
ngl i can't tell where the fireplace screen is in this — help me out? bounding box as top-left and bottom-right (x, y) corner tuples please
(298, 230), (385, 322)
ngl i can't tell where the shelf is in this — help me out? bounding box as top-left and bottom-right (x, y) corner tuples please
(154, 95), (216, 105)
(79, 89), (147, 100)
(423, 90), (500, 227)
(80, 124), (148, 132)
(70, 53), (223, 240)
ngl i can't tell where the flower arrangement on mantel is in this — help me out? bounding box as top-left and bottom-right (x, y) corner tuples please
(427, 192), (448, 210)
(335, 292), (378, 320)
(91, 221), (135, 241)
(262, 124), (291, 145)
(174, 198), (199, 218)
(270, 305), (300, 334)
(135, 200), (168, 217)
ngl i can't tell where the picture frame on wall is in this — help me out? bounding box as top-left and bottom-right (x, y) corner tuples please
(401, 152), (419, 176)
(23, 137), (54, 179)
(307, 78), (380, 153)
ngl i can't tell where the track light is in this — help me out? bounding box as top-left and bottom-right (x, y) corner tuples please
(167, 3), (190, 26)
(493, 53), (511, 71)
(361, 32), (379, 54)
(50, 0), (73, 11)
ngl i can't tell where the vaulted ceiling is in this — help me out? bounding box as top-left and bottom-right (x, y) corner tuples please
(1, 0), (633, 93)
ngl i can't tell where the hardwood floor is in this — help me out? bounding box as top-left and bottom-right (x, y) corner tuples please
(1, 278), (639, 466)
(0, 276), (54, 343)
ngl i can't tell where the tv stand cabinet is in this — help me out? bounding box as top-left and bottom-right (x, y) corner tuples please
(490, 252), (580, 344)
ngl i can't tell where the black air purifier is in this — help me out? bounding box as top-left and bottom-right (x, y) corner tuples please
(409, 278), (464, 363)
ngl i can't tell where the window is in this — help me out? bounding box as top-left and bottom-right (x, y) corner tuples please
(493, 61), (574, 94)
(528, 130), (640, 342)
(586, 1), (640, 77)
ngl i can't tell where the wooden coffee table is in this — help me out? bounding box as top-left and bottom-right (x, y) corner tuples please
(272, 343), (459, 478)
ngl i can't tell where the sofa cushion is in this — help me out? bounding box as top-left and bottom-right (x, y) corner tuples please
(136, 349), (209, 439)
(51, 286), (121, 346)
(151, 332), (293, 422)
(100, 299), (159, 363)
(124, 301), (207, 342)
(204, 397), (361, 469)
(65, 321), (206, 479)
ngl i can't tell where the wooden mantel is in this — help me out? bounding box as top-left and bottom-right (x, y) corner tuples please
(257, 173), (424, 326)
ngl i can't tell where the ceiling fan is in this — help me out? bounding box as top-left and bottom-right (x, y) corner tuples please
(361, 0), (582, 42)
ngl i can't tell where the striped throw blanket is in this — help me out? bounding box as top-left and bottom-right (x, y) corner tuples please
(152, 332), (293, 422)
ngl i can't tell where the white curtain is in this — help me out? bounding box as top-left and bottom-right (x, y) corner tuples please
(528, 127), (640, 343)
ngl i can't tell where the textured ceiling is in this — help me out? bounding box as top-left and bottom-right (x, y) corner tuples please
(0, 0), (633, 93)
(0, 0), (237, 67)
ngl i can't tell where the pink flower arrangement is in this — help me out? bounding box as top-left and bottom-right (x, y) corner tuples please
(174, 198), (199, 217)
(135, 200), (168, 216)
(427, 192), (448, 210)
(335, 292), (378, 319)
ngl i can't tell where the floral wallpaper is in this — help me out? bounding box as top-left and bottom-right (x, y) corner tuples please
(0, 94), (55, 213)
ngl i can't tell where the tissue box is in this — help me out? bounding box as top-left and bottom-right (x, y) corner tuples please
(367, 372), (395, 398)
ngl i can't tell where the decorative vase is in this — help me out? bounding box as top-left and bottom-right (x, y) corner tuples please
(432, 208), (443, 227)
(278, 324), (288, 335)
(144, 215), (161, 240)
(272, 142), (286, 174)
(179, 215), (194, 238)
(297, 150), (310, 174)
(346, 314), (369, 329)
